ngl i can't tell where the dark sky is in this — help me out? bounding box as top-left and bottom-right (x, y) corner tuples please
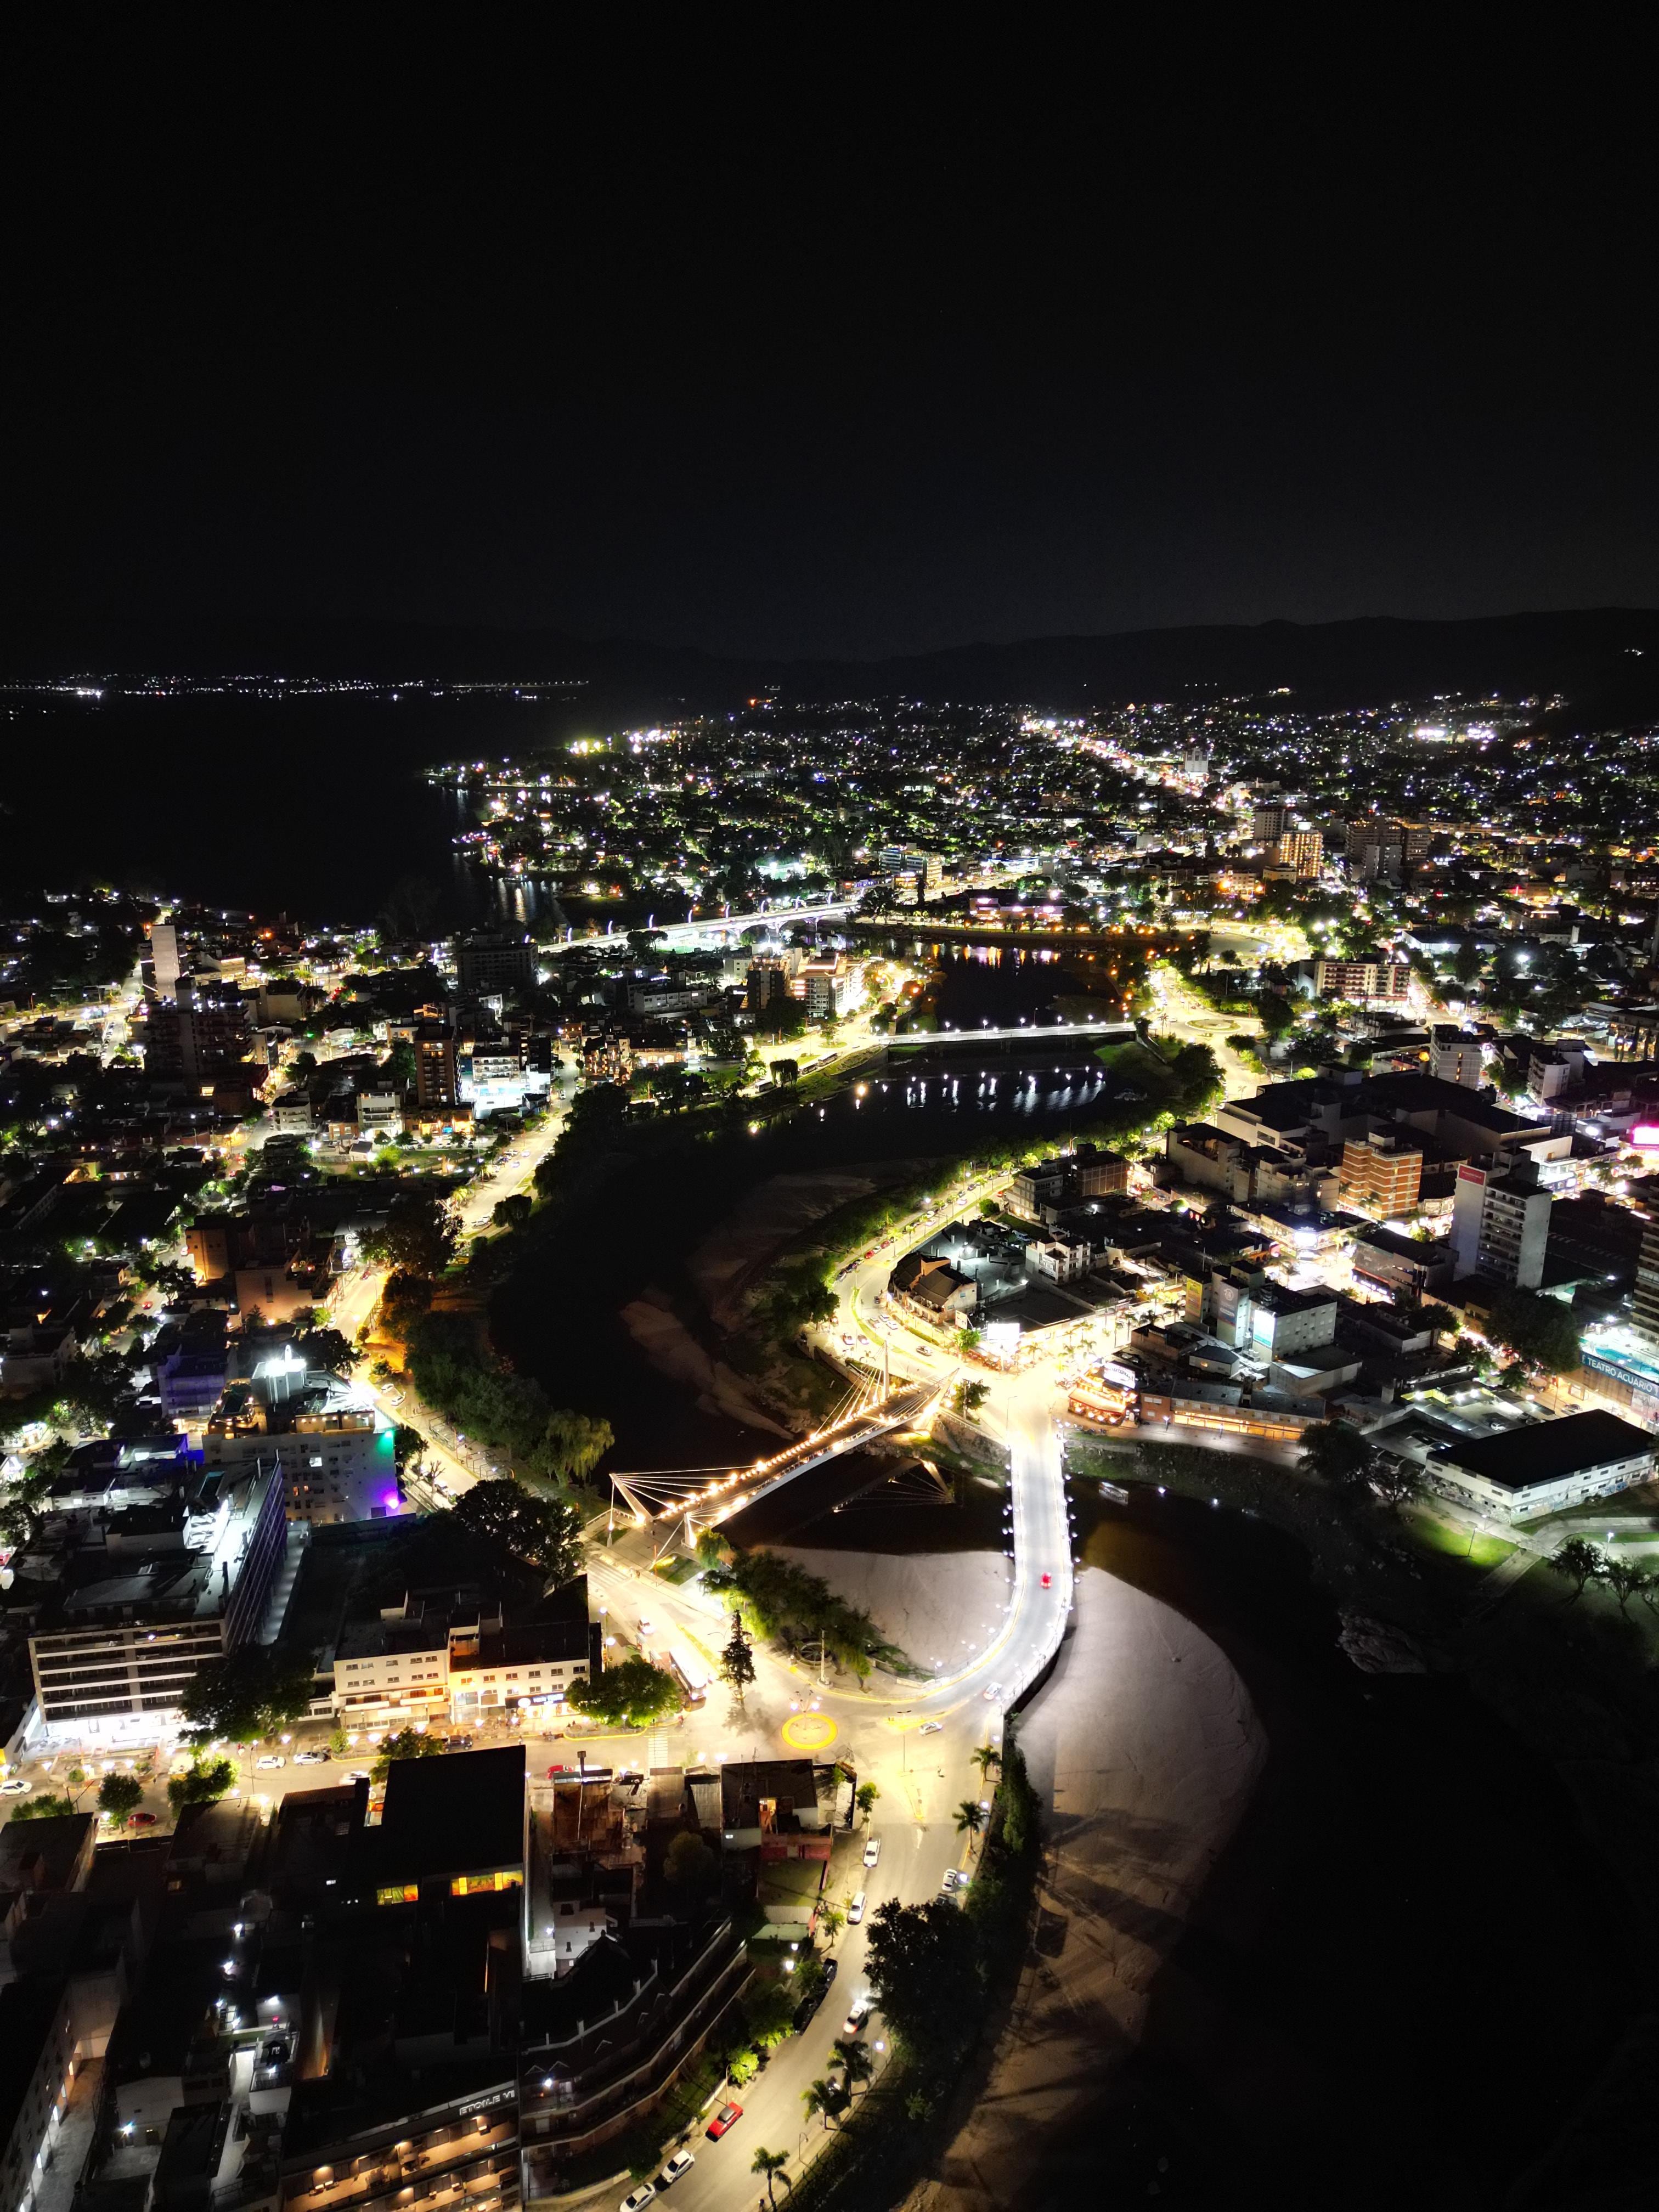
(5, 26), (1656, 662)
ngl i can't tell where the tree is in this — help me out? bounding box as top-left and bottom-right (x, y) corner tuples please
(1547, 1537), (1606, 1602)
(534, 1410), (616, 1486)
(1298, 1419), (1373, 1490)
(793, 1954), (828, 2010)
(97, 1774), (144, 1823)
(855, 1781), (880, 1829)
(970, 1743), (1001, 1786)
(296, 1327), (356, 1374)
(1368, 1458), (1421, 1514)
(866, 1897), (983, 2063)
(743, 1983), (798, 2050)
(1489, 1286), (1581, 1376)
(832, 2039), (874, 2094)
(492, 1193), (533, 1231)
(751, 2149), (792, 2205)
(167, 1756), (236, 1815)
(363, 1189), (458, 1280)
(816, 1897), (847, 1949)
(800, 2079), (843, 2133)
(719, 1612), (756, 1708)
(663, 1830), (719, 1897)
(951, 1378), (989, 1416)
(955, 1799), (986, 1852)
(11, 1793), (76, 1821)
(1602, 1558), (1650, 1614)
(567, 1654), (682, 1728)
(449, 1481), (584, 1584)
(371, 1728), (448, 1783)
(179, 1645), (317, 1745)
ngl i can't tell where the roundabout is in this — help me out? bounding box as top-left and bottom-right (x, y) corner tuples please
(780, 1709), (839, 1752)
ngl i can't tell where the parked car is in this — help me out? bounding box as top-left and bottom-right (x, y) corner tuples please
(655, 2150), (695, 2187)
(619, 2187), (656, 2212)
(255, 1755), (285, 1770)
(293, 1751), (328, 1765)
(1, 1779), (31, 1794)
(941, 1867), (967, 1893)
(705, 2102), (743, 2141)
(637, 1617), (656, 1636)
(863, 1835), (881, 1869)
(128, 1812), (157, 1827)
(847, 1891), (866, 1925)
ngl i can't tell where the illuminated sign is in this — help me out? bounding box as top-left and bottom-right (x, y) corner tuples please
(1630, 1125), (1659, 1147)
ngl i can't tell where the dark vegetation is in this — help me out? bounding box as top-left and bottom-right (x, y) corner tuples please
(1069, 1432), (1659, 2206)
(699, 1537), (904, 1681)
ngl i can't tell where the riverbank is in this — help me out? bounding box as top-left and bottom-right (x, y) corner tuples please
(1007, 1468), (1651, 2207)
(918, 1562), (1265, 2212)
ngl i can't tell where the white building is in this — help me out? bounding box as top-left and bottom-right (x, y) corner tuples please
(1427, 1410), (1655, 1522)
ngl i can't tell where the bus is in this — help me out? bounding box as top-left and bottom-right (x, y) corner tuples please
(665, 1639), (711, 1707)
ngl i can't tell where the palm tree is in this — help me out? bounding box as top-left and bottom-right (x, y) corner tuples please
(751, 2149), (792, 2205)
(832, 2040), (874, 2094)
(955, 1799), (986, 1852)
(800, 2079), (841, 2132)
(970, 1743), (1001, 1786)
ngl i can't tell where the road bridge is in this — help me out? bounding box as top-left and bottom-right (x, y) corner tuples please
(886, 1017), (1138, 1051)
(608, 1378), (939, 1554)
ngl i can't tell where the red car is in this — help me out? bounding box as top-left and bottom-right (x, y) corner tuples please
(546, 1764), (571, 1778)
(128, 1812), (157, 1827)
(1040, 1572), (1052, 1588)
(705, 2102), (743, 2141)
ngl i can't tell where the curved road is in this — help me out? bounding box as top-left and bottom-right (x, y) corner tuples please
(586, 1184), (1074, 2212)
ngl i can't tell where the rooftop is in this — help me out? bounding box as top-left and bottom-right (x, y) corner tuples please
(1434, 1409), (1656, 1493)
(377, 1745), (526, 1886)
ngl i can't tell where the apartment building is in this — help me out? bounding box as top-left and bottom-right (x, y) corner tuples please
(1338, 1131), (1424, 1217)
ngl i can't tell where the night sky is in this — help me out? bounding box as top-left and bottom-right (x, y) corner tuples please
(5, 28), (1655, 663)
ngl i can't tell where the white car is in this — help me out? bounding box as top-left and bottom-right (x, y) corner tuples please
(255, 1755), (285, 1770)
(841, 2001), (870, 2036)
(983, 1682), (1003, 1702)
(918, 1719), (943, 1735)
(656, 2149), (695, 2186)
(292, 1751), (327, 1766)
(862, 1835), (881, 1869)
(847, 1891), (866, 1925)
(1, 1779), (31, 1795)
(637, 1617), (656, 1637)
(620, 2188), (656, 2212)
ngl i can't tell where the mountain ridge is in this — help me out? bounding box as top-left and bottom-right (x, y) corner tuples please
(9, 606), (1659, 718)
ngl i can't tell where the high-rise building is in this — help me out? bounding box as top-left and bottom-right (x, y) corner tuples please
(146, 920), (182, 997)
(745, 959), (790, 1013)
(415, 1023), (459, 1108)
(455, 933), (535, 997)
(1451, 1153), (1553, 1287)
(142, 993), (253, 1082)
(1273, 830), (1323, 879)
(1632, 1222), (1659, 1347)
(1312, 959), (1412, 1008)
(1429, 1028), (1484, 1087)
(1339, 1132), (1423, 1217)
(1252, 805), (1290, 844)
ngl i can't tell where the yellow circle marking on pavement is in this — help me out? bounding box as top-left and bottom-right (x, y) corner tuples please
(781, 1711), (839, 1752)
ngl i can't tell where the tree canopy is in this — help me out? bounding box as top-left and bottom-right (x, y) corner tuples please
(865, 1897), (983, 2062)
(1488, 1287), (1581, 1375)
(178, 1644), (317, 1744)
(363, 1189), (458, 1279)
(567, 1654), (682, 1728)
